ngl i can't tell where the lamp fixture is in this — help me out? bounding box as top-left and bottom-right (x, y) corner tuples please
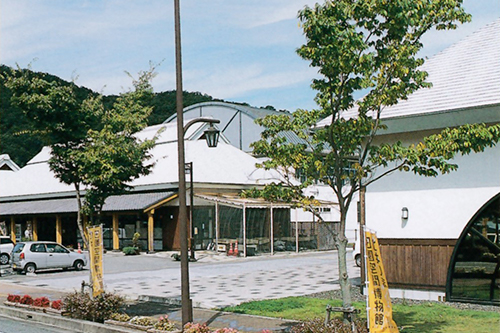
(402, 207), (409, 220)
(203, 124), (220, 148)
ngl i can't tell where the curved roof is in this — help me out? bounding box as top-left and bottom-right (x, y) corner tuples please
(164, 101), (289, 123)
(317, 18), (500, 127)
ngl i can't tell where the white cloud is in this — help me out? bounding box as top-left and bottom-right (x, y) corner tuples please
(183, 63), (315, 99)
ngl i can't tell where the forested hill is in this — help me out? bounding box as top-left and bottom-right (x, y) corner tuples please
(0, 65), (220, 167)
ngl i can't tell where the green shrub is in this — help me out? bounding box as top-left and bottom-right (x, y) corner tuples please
(130, 316), (156, 326)
(123, 246), (139, 255)
(63, 291), (124, 323)
(110, 312), (131, 322)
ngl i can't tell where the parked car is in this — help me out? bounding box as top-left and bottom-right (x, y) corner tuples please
(11, 241), (87, 274)
(0, 236), (15, 265)
(353, 238), (361, 267)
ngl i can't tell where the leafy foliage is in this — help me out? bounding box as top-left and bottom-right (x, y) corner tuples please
(130, 316), (157, 326)
(63, 291), (124, 323)
(0, 65), (218, 167)
(245, 0), (500, 312)
(109, 312), (131, 322)
(122, 246), (140, 255)
(3, 64), (160, 248)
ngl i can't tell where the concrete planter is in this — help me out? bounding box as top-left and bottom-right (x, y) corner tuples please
(105, 319), (181, 333)
(147, 329), (182, 333)
(4, 301), (62, 315)
(105, 319), (152, 331)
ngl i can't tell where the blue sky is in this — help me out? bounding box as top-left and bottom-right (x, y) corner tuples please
(1, 1), (499, 112)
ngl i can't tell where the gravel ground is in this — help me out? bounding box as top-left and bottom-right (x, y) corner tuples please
(307, 288), (500, 313)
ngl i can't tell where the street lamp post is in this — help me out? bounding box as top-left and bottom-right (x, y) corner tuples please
(174, 1), (220, 326)
(185, 161), (195, 261)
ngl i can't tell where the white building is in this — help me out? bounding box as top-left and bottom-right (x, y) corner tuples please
(344, 19), (500, 305)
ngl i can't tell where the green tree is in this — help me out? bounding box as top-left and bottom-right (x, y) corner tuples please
(244, 0), (500, 319)
(0, 65), (221, 167)
(4, 65), (158, 249)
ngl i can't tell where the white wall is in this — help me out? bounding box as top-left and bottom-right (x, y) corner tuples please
(364, 131), (500, 239)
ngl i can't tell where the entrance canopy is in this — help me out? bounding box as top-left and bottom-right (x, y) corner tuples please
(196, 193), (293, 209)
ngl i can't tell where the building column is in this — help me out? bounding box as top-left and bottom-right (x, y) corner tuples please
(295, 210), (299, 253)
(32, 218), (38, 241)
(56, 215), (62, 244)
(148, 210), (155, 253)
(215, 202), (219, 247)
(10, 217), (16, 243)
(243, 203), (247, 257)
(112, 213), (120, 251)
(270, 206), (274, 255)
(82, 215), (89, 249)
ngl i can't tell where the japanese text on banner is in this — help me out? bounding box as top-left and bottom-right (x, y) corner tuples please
(365, 231), (399, 333)
(88, 225), (104, 297)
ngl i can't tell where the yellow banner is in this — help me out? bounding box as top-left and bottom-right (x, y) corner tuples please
(365, 231), (399, 333)
(88, 225), (104, 297)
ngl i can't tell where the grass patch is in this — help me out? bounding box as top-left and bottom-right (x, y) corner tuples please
(221, 297), (499, 333)
(222, 297), (366, 322)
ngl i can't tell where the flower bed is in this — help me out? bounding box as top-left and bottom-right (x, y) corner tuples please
(5, 294), (63, 315)
(105, 315), (181, 332)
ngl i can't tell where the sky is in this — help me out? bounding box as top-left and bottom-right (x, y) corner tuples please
(1, 0), (499, 112)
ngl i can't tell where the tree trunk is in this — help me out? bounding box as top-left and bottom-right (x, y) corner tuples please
(74, 184), (89, 251)
(337, 235), (352, 309)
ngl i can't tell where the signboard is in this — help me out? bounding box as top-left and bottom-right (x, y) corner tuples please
(88, 225), (104, 297)
(365, 230), (399, 333)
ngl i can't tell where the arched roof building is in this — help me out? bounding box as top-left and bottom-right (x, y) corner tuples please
(165, 101), (291, 153)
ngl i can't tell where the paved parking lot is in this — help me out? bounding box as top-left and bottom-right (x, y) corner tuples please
(1, 250), (360, 309)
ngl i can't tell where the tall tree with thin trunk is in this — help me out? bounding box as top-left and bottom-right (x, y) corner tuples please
(4, 65), (158, 249)
(244, 0), (500, 321)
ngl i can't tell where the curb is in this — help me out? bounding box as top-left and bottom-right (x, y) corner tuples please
(138, 294), (204, 308)
(0, 304), (143, 333)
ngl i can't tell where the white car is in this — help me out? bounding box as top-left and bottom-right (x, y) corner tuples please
(0, 236), (15, 265)
(11, 241), (87, 274)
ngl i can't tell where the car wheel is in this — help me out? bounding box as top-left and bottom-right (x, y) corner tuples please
(24, 263), (36, 274)
(0, 253), (9, 265)
(73, 260), (84, 271)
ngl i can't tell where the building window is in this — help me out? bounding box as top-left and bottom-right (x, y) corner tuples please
(448, 194), (500, 305)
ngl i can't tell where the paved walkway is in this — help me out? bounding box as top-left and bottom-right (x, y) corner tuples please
(0, 250), (360, 332)
(2, 250), (359, 309)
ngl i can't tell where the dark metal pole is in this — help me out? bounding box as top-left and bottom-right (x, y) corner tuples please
(359, 185), (366, 293)
(186, 162), (196, 261)
(174, 0), (192, 325)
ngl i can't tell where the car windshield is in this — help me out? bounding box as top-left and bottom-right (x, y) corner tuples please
(12, 243), (25, 253)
